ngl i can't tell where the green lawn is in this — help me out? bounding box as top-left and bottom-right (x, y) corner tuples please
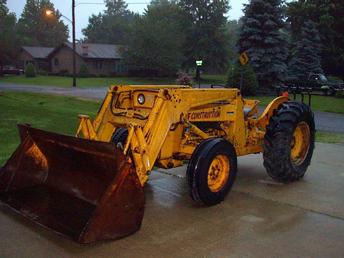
(316, 131), (344, 145)
(251, 95), (344, 114)
(0, 75), (176, 88)
(0, 91), (343, 167)
(200, 74), (227, 84)
(0, 92), (99, 165)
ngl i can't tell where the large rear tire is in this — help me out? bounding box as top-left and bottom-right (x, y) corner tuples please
(263, 101), (315, 182)
(186, 138), (237, 206)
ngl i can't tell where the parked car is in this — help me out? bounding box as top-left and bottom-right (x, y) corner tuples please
(285, 73), (344, 96)
(2, 66), (24, 75)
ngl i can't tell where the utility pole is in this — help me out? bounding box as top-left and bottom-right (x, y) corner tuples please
(72, 0), (76, 87)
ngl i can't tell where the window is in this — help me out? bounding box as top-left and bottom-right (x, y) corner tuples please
(114, 61), (127, 74)
(54, 58), (59, 66)
(94, 61), (103, 70)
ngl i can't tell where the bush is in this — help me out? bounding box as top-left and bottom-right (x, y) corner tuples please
(176, 72), (193, 86)
(226, 64), (258, 96)
(25, 63), (36, 78)
(79, 63), (90, 77)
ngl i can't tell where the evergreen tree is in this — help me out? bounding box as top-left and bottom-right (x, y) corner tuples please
(17, 0), (68, 47)
(125, 0), (185, 76)
(179, 0), (230, 72)
(223, 19), (242, 64)
(0, 0), (8, 17)
(287, 0), (344, 78)
(0, 0), (18, 72)
(238, 0), (288, 88)
(288, 20), (322, 79)
(82, 0), (135, 44)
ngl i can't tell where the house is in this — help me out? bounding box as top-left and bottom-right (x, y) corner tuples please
(19, 46), (54, 71)
(49, 42), (127, 76)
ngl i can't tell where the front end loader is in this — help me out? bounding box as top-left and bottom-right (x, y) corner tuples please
(0, 85), (315, 243)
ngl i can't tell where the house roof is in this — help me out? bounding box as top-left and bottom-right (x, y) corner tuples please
(22, 46), (55, 59)
(64, 42), (124, 59)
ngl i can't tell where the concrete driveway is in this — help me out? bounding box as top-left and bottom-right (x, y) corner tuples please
(1, 142), (344, 258)
(1, 82), (343, 133)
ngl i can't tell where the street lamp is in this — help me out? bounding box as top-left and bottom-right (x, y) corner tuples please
(195, 60), (203, 88)
(46, 0), (76, 87)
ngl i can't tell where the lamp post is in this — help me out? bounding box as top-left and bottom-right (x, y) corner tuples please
(46, 0), (76, 87)
(72, 0), (76, 87)
(196, 60), (203, 88)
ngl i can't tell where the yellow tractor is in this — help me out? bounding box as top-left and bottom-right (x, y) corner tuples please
(0, 85), (315, 243)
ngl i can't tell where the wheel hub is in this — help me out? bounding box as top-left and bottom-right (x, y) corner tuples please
(291, 121), (311, 166)
(207, 154), (230, 192)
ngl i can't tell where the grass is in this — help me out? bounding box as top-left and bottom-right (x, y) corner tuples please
(250, 94), (344, 114)
(200, 74), (227, 84)
(316, 131), (344, 145)
(0, 92), (100, 166)
(0, 75), (176, 88)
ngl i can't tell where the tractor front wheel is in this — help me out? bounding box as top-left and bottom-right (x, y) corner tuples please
(111, 128), (128, 149)
(263, 101), (315, 182)
(186, 138), (237, 206)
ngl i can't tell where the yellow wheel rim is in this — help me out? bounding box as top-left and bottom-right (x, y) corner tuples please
(291, 121), (311, 166)
(207, 154), (230, 192)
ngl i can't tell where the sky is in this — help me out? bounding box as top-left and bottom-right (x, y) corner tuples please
(7, 0), (249, 40)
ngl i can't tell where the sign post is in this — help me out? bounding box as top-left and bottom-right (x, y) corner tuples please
(196, 60), (203, 88)
(239, 52), (249, 91)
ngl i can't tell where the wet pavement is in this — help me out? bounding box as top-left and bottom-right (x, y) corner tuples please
(1, 142), (344, 258)
(1, 82), (343, 133)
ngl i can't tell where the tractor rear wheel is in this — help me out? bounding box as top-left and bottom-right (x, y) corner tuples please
(263, 101), (315, 182)
(187, 138), (237, 206)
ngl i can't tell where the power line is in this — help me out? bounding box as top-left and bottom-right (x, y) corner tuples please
(76, 1), (149, 6)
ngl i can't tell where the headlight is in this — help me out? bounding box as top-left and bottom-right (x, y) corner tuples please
(137, 94), (145, 105)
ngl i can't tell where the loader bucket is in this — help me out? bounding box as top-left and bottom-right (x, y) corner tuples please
(0, 124), (145, 243)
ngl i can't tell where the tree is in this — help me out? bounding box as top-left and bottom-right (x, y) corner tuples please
(288, 20), (323, 79)
(179, 0), (230, 73)
(82, 0), (135, 44)
(226, 63), (258, 96)
(287, 0), (344, 78)
(124, 0), (185, 76)
(225, 19), (242, 64)
(17, 0), (68, 47)
(0, 0), (18, 73)
(238, 0), (288, 88)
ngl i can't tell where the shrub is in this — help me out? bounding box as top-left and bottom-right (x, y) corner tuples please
(79, 63), (90, 77)
(25, 63), (36, 78)
(176, 72), (193, 86)
(226, 64), (258, 96)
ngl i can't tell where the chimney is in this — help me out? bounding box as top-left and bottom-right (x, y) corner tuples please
(82, 45), (88, 56)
